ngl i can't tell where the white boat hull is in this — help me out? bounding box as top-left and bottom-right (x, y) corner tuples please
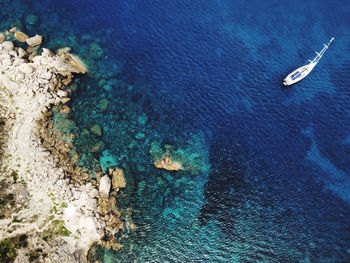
(283, 37), (334, 86)
(283, 62), (316, 86)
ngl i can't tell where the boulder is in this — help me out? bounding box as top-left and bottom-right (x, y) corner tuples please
(61, 97), (71, 104)
(99, 175), (111, 197)
(17, 48), (27, 58)
(26, 34), (43, 47)
(14, 31), (28, 42)
(111, 168), (126, 190)
(57, 89), (68, 98)
(60, 105), (71, 114)
(64, 52), (87, 74)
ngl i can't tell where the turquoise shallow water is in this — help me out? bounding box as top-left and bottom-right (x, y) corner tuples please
(1, 0), (350, 262)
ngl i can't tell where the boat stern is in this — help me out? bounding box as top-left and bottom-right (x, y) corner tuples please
(283, 77), (291, 86)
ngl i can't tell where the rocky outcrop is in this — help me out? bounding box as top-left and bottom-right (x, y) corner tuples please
(111, 167), (126, 190)
(150, 135), (210, 174)
(154, 155), (183, 171)
(0, 29), (101, 262)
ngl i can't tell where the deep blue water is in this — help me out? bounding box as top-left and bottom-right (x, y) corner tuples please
(2, 0), (350, 261)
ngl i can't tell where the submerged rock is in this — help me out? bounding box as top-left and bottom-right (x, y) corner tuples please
(137, 113), (148, 126)
(135, 132), (145, 140)
(90, 124), (102, 137)
(99, 98), (109, 111)
(99, 150), (118, 172)
(26, 14), (38, 25)
(157, 176), (168, 189)
(137, 180), (147, 196)
(89, 42), (104, 59)
(90, 140), (105, 153)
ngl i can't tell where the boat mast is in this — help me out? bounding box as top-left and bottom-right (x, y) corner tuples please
(308, 37), (334, 64)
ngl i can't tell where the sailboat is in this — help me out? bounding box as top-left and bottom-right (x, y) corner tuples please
(283, 37), (334, 86)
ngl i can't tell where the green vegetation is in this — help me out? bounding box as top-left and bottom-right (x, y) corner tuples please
(11, 218), (21, 223)
(0, 116), (5, 163)
(52, 219), (71, 236)
(10, 170), (18, 183)
(40, 219), (71, 242)
(29, 251), (40, 261)
(0, 181), (15, 219)
(0, 234), (28, 263)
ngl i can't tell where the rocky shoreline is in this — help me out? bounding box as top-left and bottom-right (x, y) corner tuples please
(0, 29), (129, 262)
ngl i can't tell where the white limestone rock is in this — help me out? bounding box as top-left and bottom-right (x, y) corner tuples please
(54, 97), (61, 106)
(1, 41), (14, 51)
(57, 89), (68, 98)
(2, 58), (12, 67)
(9, 50), (17, 57)
(99, 175), (111, 197)
(38, 78), (49, 85)
(26, 34), (43, 47)
(41, 71), (52, 80)
(88, 188), (99, 199)
(18, 63), (34, 74)
(42, 48), (53, 57)
(45, 98), (55, 107)
(17, 48), (27, 58)
(63, 204), (102, 251)
(13, 58), (25, 67)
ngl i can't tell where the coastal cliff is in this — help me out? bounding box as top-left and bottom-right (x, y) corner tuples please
(0, 30), (121, 262)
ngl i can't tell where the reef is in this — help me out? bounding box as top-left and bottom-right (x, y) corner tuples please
(0, 28), (128, 262)
(150, 134), (210, 174)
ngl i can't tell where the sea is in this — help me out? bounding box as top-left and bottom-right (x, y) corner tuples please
(2, 0), (350, 262)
